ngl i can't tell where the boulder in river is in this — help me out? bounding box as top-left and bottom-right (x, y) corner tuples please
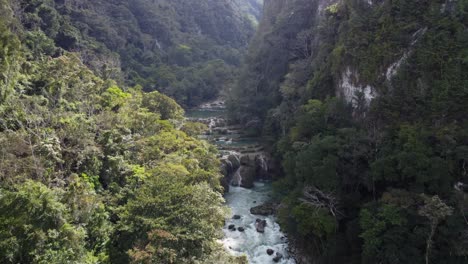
(228, 224), (235, 230)
(255, 218), (267, 233)
(239, 166), (255, 188)
(267, 249), (274, 255)
(232, 215), (241, 220)
(250, 202), (277, 216)
(238, 227), (245, 232)
(273, 252), (283, 262)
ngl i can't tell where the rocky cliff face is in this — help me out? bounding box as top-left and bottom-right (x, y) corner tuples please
(231, 0), (459, 124)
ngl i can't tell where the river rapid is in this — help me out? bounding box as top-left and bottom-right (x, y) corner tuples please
(186, 100), (295, 264)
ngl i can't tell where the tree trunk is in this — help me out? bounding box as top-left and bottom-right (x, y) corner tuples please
(425, 221), (437, 264)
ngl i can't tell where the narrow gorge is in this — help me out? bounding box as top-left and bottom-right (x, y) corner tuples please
(187, 100), (295, 263)
(0, 0), (467, 263)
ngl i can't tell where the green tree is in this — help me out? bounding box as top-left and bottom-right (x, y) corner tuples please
(0, 17), (22, 104)
(113, 168), (226, 263)
(0, 181), (90, 263)
(418, 195), (453, 264)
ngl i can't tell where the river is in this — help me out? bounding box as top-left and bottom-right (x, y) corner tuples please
(186, 100), (295, 264)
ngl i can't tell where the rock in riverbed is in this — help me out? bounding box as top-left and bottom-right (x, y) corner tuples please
(239, 166), (255, 188)
(250, 201), (277, 216)
(273, 252), (283, 262)
(255, 218), (267, 233)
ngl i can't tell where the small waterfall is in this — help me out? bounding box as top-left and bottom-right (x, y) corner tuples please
(225, 159), (233, 170)
(232, 153), (240, 166)
(231, 167), (242, 187)
(257, 154), (268, 173)
(208, 118), (216, 133)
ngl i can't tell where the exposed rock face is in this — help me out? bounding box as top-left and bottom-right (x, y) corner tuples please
(220, 162), (229, 177)
(221, 153), (241, 191)
(250, 202), (277, 216)
(240, 155), (254, 166)
(338, 66), (376, 107)
(227, 152), (276, 188)
(220, 176), (230, 193)
(255, 154), (270, 179)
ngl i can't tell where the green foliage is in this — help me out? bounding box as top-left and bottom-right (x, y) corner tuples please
(0, 17), (22, 103)
(102, 86), (132, 111)
(325, 3), (340, 15)
(0, 181), (89, 263)
(370, 124), (455, 195)
(142, 91), (184, 120)
(294, 136), (339, 190)
(181, 121), (208, 137)
(13, 0), (259, 107)
(0, 4), (230, 262)
(116, 175), (226, 263)
(291, 204), (336, 238)
(360, 204), (408, 262)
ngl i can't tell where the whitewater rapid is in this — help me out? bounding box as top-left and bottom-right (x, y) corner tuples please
(221, 182), (295, 264)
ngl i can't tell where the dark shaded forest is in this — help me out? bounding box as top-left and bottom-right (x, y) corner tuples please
(230, 0), (468, 263)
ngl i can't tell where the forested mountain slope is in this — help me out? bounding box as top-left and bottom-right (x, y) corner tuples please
(0, 0), (253, 263)
(230, 0), (468, 263)
(11, 0), (261, 107)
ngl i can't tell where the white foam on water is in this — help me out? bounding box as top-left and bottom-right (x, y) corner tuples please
(221, 183), (295, 264)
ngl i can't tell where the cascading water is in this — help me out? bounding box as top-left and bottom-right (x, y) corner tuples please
(260, 157), (268, 172)
(231, 167), (243, 187)
(256, 154), (269, 178)
(208, 119), (216, 133)
(186, 100), (295, 264)
(222, 183), (295, 264)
